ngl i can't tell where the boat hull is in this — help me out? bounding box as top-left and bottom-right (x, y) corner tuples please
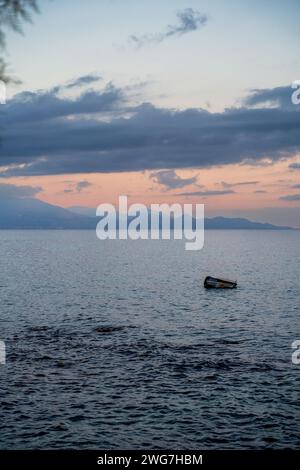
(204, 276), (237, 289)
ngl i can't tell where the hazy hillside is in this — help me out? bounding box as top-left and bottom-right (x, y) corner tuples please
(0, 199), (294, 230)
(0, 199), (95, 229)
(69, 207), (293, 230)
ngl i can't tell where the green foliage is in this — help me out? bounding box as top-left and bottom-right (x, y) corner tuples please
(0, 0), (39, 82)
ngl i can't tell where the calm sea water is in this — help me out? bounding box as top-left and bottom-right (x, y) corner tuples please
(0, 230), (299, 449)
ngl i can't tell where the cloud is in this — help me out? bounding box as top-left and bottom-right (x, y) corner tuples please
(289, 163), (300, 170)
(76, 180), (92, 192)
(51, 74), (102, 95)
(292, 184), (300, 188)
(221, 180), (259, 188)
(130, 8), (207, 47)
(0, 183), (42, 199)
(280, 194), (300, 201)
(243, 86), (297, 110)
(2, 82), (124, 125)
(63, 180), (92, 193)
(1, 81), (300, 177)
(65, 74), (102, 89)
(149, 169), (198, 190)
(177, 190), (234, 197)
(254, 190), (267, 194)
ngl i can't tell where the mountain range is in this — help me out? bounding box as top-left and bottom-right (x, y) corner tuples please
(0, 198), (295, 230)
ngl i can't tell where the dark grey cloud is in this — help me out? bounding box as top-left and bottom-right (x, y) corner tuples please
(280, 194), (300, 201)
(76, 180), (92, 192)
(177, 190), (234, 197)
(63, 180), (92, 193)
(2, 82), (123, 125)
(244, 86), (296, 110)
(130, 8), (207, 47)
(292, 184), (300, 189)
(0, 183), (42, 199)
(50, 74), (102, 96)
(150, 169), (198, 190)
(65, 74), (102, 89)
(1, 81), (300, 178)
(254, 190), (267, 194)
(289, 163), (300, 170)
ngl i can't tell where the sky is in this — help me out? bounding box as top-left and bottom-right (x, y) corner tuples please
(1, 0), (300, 226)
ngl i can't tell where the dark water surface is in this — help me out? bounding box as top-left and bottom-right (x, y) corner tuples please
(0, 230), (299, 449)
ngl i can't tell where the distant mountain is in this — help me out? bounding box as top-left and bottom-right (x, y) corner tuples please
(0, 199), (295, 230)
(69, 206), (294, 231)
(0, 198), (95, 229)
(69, 206), (96, 218)
(204, 216), (293, 230)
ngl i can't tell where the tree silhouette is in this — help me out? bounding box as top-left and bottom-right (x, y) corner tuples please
(0, 0), (39, 82)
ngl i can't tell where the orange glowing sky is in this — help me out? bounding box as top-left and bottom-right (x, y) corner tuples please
(4, 156), (300, 227)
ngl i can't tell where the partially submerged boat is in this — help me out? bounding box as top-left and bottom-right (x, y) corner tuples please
(204, 276), (237, 289)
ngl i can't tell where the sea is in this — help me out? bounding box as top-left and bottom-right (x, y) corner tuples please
(0, 230), (299, 449)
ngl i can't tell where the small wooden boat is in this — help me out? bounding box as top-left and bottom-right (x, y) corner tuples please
(204, 276), (237, 289)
